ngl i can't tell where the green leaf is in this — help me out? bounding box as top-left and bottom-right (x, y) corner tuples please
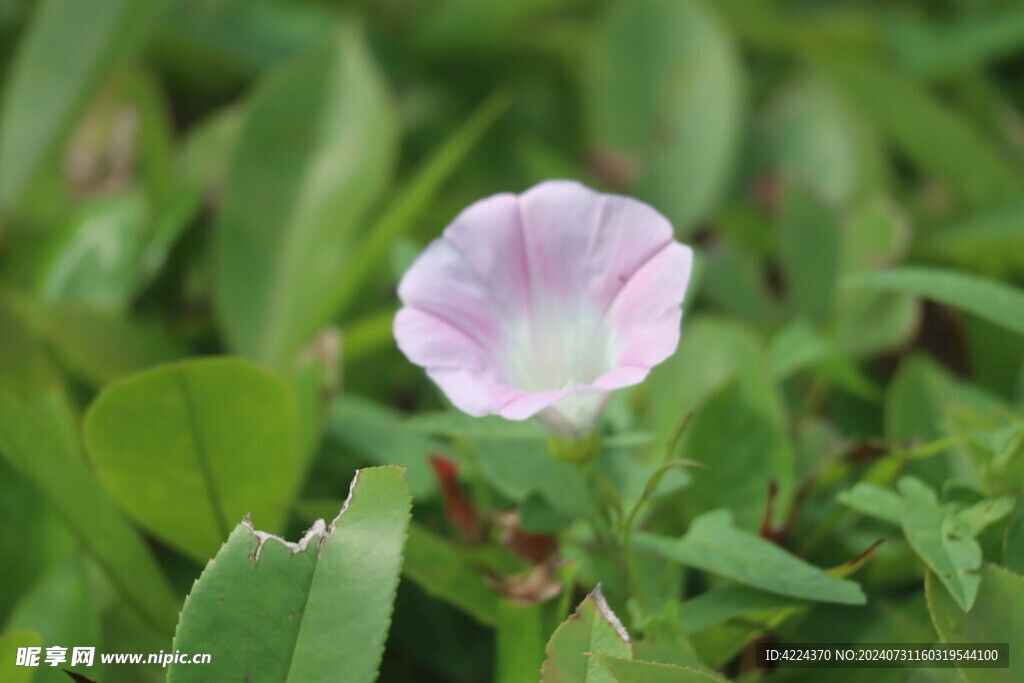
(837, 482), (903, 526)
(849, 266), (1024, 337)
(926, 564), (1024, 683)
(496, 600), (548, 683)
(35, 192), (150, 311)
(678, 585), (802, 634)
(820, 58), (1023, 207)
(332, 92), (509, 320)
(920, 201), (1024, 279)
(631, 609), (709, 671)
(893, 7), (1024, 80)
(403, 409), (548, 442)
(0, 0), (166, 214)
(1003, 503), (1024, 574)
(0, 392), (179, 636)
(756, 78), (883, 207)
(644, 316), (765, 440)
(327, 396), (441, 500)
(586, 0), (744, 234)
(955, 496), (1015, 536)
(898, 477), (981, 611)
(402, 523), (499, 626)
(84, 357), (301, 562)
(169, 466), (412, 683)
(41, 304), (183, 386)
(589, 655), (726, 683)
(676, 381), (793, 528)
(0, 630), (41, 683)
(215, 22), (397, 367)
(778, 178), (841, 322)
(541, 587), (632, 683)
(634, 510), (865, 604)
(475, 439), (591, 519)
(5, 556), (103, 682)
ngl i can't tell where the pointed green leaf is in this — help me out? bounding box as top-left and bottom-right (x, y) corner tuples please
(926, 564), (1024, 683)
(849, 266), (1024, 337)
(541, 587), (632, 683)
(634, 510), (865, 604)
(589, 655), (727, 683)
(215, 22), (397, 367)
(84, 358), (301, 562)
(837, 482), (903, 526)
(169, 466), (412, 683)
(898, 477), (981, 611)
(678, 586), (802, 634)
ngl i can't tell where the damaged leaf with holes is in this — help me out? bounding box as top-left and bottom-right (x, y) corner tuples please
(168, 466), (411, 683)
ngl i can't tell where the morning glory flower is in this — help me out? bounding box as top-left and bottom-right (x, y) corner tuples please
(394, 180), (693, 438)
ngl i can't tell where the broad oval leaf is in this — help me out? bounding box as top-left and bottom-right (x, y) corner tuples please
(586, 0), (744, 234)
(169, 466), (412, 683)
(0, 0), (166, 214)
(215, 21), (397, 367)
(84, 357), (301, 562)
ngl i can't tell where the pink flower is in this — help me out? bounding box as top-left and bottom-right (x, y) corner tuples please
(394, 180), (693, 438)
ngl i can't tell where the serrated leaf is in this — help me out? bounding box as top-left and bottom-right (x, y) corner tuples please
(84, 358), (301, 562)
(926, 564), (1024, 683)
(169, 466), (412, 683)
(634, 510), (865, 604)
(849, 266), (1024, 337)
(541, 587), (631, 683)
(898, 477), (981, 611)
(589, 655), (727, 683)
(0, 0), (166, 214)
(586, 0), (744, 234)
(215, 22), (397, 367)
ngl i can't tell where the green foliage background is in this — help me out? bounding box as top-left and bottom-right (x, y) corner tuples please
(1, 0), (1024, 681)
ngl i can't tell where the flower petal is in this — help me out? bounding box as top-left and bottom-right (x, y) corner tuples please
(394, 180), (693, 436)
